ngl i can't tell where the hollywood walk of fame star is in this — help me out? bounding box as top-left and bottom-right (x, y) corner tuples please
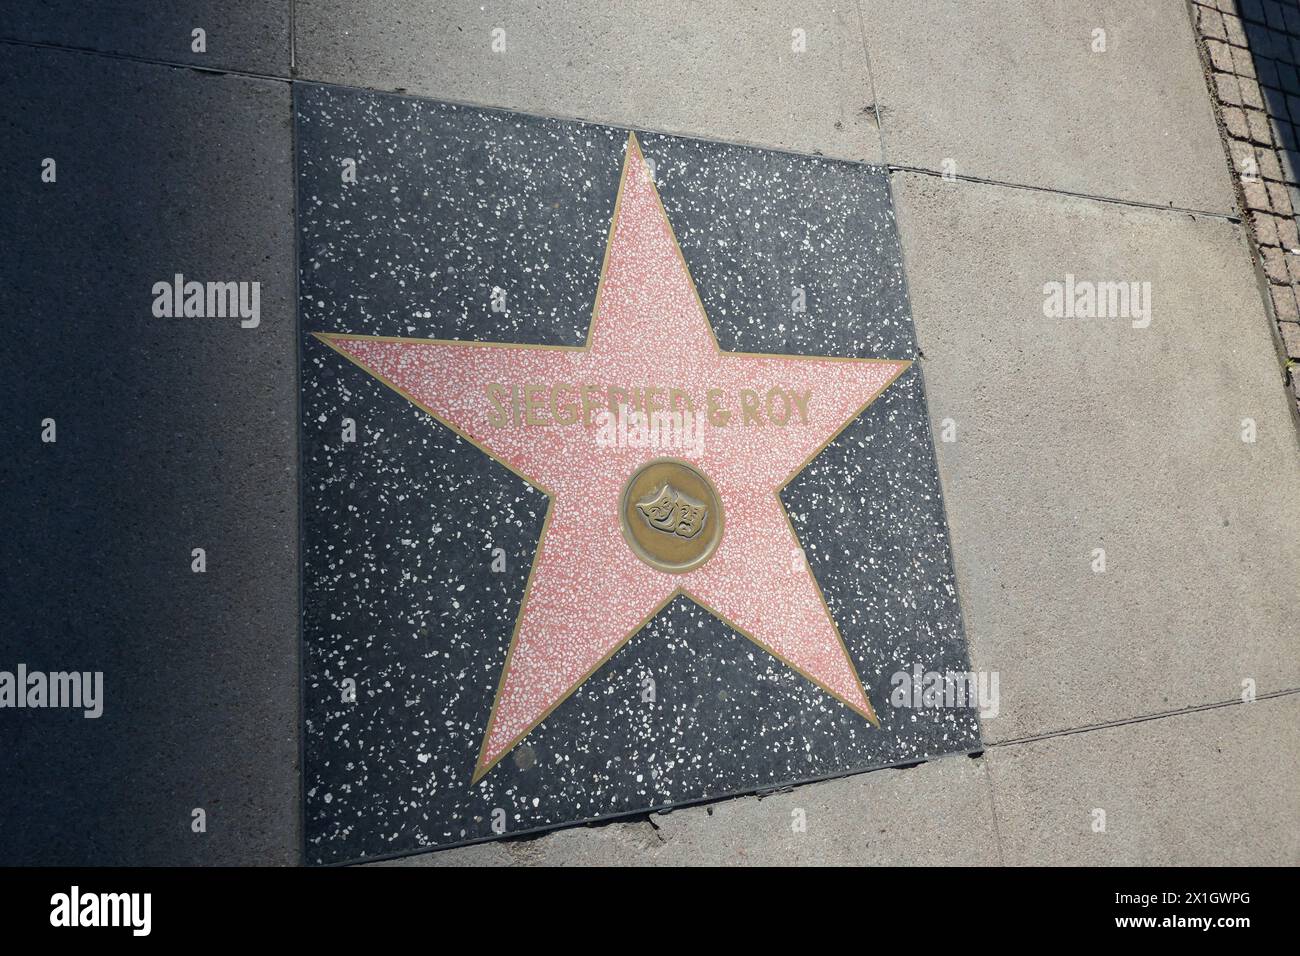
(316, 133), (910, 782)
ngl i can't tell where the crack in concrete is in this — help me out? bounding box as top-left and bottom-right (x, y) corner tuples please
(887, 163), (1243, 223)
(985, 688), (1300, 751)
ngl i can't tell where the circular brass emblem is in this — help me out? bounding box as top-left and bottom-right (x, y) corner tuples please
(620, 458), (724, 574)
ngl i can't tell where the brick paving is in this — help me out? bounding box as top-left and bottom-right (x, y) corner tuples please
(1192, 0), (1300, 410)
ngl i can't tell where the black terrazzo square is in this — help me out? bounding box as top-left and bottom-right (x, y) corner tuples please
(297, 84), (978, 864)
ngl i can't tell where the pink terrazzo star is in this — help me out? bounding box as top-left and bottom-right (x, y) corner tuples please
(317, 134), (910, 781)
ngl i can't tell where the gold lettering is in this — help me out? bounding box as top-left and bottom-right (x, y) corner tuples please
(608, 386), (630, 415)
(706, 388), (730, 426)
(485, 383), (508, 427)
(766, 387), (791, 426)
(524, 384), (548, 426)
(790, 390), (811, 423)
(482, 384), (809, 428)
(551, 383), (579, 425)
(582, 385), (604, 427)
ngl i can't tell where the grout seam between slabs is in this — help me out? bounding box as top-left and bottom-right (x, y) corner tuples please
(0, 36), (1247, 225)
(889, 163), (1242, 223)
(984, 688), (1300, 751)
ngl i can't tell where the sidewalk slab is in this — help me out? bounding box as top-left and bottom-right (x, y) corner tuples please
(377, 752), (1000, 866)
(0, 47), (297, 865)
(1, 1), (290, 76)
(986, 695), (1300, 865)
(893, 171), (1300, 744)
(294, 0), (881, 162)
(860, 0), (1236, 213)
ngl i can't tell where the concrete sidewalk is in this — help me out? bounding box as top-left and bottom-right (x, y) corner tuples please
(1, 0), (1295, 865)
